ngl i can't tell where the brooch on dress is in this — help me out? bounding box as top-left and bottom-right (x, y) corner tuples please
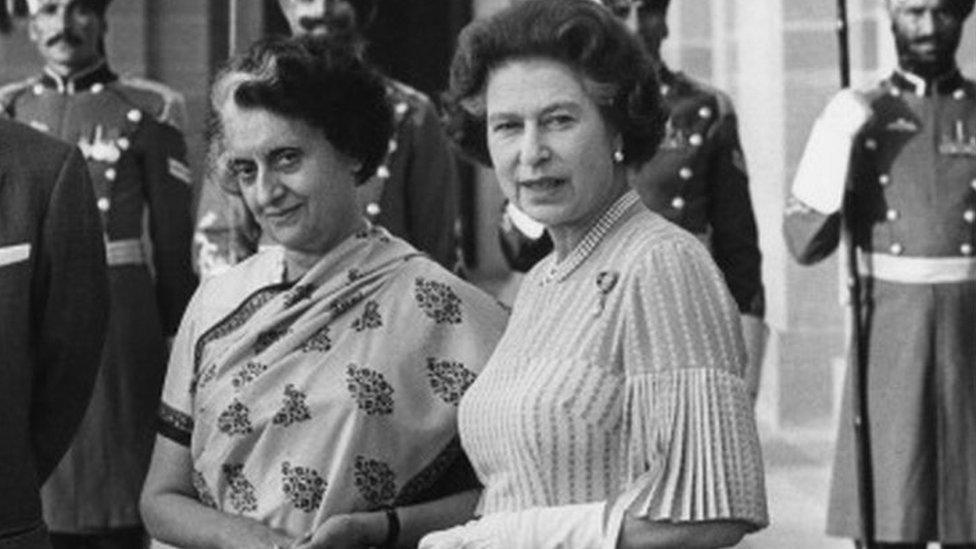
(594, 270), (619, 316)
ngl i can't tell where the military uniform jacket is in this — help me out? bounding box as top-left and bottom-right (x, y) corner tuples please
(195, 77), (461, 274)
(784, 70), (976, 543)
(499, 65), (764, 317)
(0, 120), (108, 547)
(1, 61), (197, 532)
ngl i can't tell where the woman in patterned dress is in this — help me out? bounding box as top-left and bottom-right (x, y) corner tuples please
(421, 1), (767, 547)
(140, 35), (508, 549)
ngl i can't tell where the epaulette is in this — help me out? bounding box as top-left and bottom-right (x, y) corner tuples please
(114, 75), (188, 131)
(0, 77), (39, 117)
(386, 77), (433, 111)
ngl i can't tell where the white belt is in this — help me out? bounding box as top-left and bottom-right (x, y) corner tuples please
(856, 251), (976, 284)
(105, 238), (145, 266)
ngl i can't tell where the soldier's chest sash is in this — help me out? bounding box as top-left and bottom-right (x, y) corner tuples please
(16, 89), (146, 240)
(630, 89), (717, 234)
(852, 90), (976, 257)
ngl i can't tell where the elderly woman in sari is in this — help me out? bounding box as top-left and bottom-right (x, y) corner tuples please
(421, 1), (767, 547)
(140, 35), (507, 549)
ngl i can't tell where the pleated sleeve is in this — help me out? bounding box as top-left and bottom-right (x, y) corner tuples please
(621, 237), (768, 528)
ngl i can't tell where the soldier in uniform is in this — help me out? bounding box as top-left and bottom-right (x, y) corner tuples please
(0, 0), (197, 547)
(784, 0), (976, 546)
(499, 0), (767, 397)
(194, 0), (461, 275)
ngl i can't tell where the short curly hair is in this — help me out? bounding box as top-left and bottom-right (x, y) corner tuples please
(444, 0), (666, 168)
(209, 34), (393, 192)
(885, 0), (974, 19)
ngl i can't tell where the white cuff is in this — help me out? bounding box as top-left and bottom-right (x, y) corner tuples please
(790, 118), (855, 214)
(420, 502), (606, 549)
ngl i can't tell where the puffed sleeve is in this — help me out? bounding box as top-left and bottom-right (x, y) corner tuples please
(621, 238), (767, 528)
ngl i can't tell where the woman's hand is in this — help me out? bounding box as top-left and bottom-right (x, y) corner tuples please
(293, 512), (385, 549)
(218, 515), (295, 549)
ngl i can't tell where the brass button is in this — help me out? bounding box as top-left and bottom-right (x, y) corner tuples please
(97, 197), (111, 212)
(91, 83), (104, 94)
(698, 106), (712, 119)
(689, 134), (703, 146)
(365, 202), (381, 217)
(864, 138), (877, 151)
(127, 109), (143, 123)
(964, 209), (976, 224)
(670, 196), (686, 210)
(117, 137), (130, 150)
(953, 89), (966, 100)
(885, 208), (899, 221)
(878, 174), (891, 186)
(679, 167), (693, 180)
(962, 243), (974, 256)
(376, 165), (390, 180)
(105, 168), (117, 181)
(889, 242), (903, 255)
(32, 84), (43, 95)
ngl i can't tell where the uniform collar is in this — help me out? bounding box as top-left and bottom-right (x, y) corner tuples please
(890, 67), (965, 97)
(39, 59), (116, 94)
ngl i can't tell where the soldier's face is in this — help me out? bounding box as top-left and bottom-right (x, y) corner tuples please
(888, 0), (965, 72)
(277, 0), (358, 39)
(599, 0), (667, 62)
(28, 0), (104, 73)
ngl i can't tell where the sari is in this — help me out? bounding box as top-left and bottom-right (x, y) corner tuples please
(157, 225), (507, 537)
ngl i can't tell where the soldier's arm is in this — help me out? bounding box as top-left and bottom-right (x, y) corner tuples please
(140, 120), (197, 335)
(32, 146), (109, 480)
(783, 89), (872, 265)
(703, 95), (764, 317)
(703, 96), (768, 400)
(402, 99), (461, 269)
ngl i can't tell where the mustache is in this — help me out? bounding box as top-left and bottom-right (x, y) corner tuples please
(297, 15), (354, 33)
(44, 31), (83, 47)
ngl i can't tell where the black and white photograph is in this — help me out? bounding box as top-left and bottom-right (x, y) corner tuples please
(0, 0), (974, 547)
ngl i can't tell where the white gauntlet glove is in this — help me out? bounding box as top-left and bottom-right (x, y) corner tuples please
(419, 501), (606, 549)
(791, 89), (873, 214)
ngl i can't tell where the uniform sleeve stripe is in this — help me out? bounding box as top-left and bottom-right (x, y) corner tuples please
(168, 158), (192, 185)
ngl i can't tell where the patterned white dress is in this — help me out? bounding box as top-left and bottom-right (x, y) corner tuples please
(459, 191), (768, 528)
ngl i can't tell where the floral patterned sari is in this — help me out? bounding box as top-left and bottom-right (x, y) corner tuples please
(157, 226), (507, 537)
